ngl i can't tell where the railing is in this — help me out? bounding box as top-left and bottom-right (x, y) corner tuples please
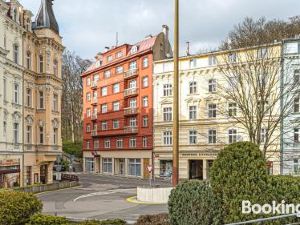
(124, 69), (138, 79)
(124, 107), (138, 116)
(124, 126), (138, 134)
(91, 113), (97, 120)
(91, 81), (98, 89)
(92, 97), (98, 105)
(91, 130), (98, 136)
(124, 87), (138, 97)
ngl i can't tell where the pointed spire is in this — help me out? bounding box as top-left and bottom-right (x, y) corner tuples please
(34, 0), (59, 34)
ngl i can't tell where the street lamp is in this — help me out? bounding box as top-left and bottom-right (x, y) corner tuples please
(172, 0), (179, 187)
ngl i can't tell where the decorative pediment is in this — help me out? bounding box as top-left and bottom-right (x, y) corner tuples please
(12, 112), (21, 122)
(25, 115), (34, 125)
(160, 97), (173, 105)
(3, 110), (8, 121)
(38, 120), (45, 127)
(185, 96), (201, 105)
(52, 118), (59, 128)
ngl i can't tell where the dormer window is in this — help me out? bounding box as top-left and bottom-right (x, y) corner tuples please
(107, 55), (113, 62)
(116, 51), (123, 58)
(131, 46), (138, 54)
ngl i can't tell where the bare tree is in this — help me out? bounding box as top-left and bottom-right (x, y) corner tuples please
(214, 45), (297, 160)
(62, 50), (91, 143)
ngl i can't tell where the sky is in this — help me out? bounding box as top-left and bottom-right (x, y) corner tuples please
(19, 0), (300, 60)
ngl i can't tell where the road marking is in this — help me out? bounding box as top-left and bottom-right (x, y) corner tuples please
(126, 196), (166, 205)
(73, 189), (135, 202)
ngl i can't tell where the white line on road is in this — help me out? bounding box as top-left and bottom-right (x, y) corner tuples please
(73, 189), (136, 202)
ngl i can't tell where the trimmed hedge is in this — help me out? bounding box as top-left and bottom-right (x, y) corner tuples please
(135, 214), (170, 225)
(76, 219), (126, 225)
(0, 190), (42, 225)
(26, 214), (69, 225)
(168, 180), (222, 225)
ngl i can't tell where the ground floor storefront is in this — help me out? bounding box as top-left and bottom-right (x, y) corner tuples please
(83, 150), (152, 179)
(0, 157), (22, 188)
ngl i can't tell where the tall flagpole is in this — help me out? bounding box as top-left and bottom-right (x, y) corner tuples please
(172, 0), (179, 187)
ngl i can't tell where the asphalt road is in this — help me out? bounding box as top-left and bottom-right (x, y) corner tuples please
(37, 174), (171, 224)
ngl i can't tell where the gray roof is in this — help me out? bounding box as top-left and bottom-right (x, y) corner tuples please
(34, 0), (59, 34)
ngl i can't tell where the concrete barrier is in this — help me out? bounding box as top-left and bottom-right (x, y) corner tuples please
(137, 186), (173, 204)
(14, 181), (79, 193)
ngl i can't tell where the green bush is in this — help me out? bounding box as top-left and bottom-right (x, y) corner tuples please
(135, 214), (169, 225)
(26, 214), (69, 225)
(168, 180), (222, 225)
(63, 141), (83, 158)
(0, 190), (42, 225)
(210, 142), (269, 224)
(77, 219), (126, 225)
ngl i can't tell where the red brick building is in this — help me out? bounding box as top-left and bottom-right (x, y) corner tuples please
(82, 26), (172, 178)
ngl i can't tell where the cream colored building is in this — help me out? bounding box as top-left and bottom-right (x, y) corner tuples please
(153, 45), (282, 180)
(0, 0), (63, 187)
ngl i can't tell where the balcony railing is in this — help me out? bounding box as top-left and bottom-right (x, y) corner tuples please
(124, 69), (138, 79)
(91, 81), (98, 89)
(124, 107), (138, 116)
(92, 97), (98, 105)
(91, 130), (98, 136)
(124, 126), (138, 134)
(91, 113), (98, 120)
(124, 87), (138, 97)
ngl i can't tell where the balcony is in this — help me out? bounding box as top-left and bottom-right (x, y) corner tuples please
(124, 87), (138, 97)
(91, 130), (98, 136)
(124, 126), (138, 134)
(124, 69), (138, 79)
(92, 97), (98, 105)
(91, 113), (98, 120)
(91, 81), (98, 89)
(124, 107), (138, 116)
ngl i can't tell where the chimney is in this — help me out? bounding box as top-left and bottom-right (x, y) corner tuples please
(186, 41), (190, 56)
(162, 25), (169, 42)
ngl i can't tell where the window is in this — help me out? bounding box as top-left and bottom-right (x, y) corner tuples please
(258, 48), (268, 59)
(116, 51), (123, 58)
(86, 108), (91, 117)
(143, 137), (148, 148)
(189, 81), (197, 94)
(85, 157), (94, 172)
(261, 128), (267, 143)
(94, 74), (100, 82)
(189, 106), (197, 120)
(129, 138), (137, 148)
(116, 139), (123, 148)
(26, 126), (32, 144)
(94, 140), (99, 149)
(39, 55), (44, 73)
(14, 84), (19, 104)
(163, 107), (172, 121)
(116, 66), (123, 74)
(39, 127), (44, 144)
(130, 46), (138, 54)
(129, 61), (137, 70)
(142, 96), (148, 107)
(208, 129), (217, 144)
(163, 84), (173, 96)
(189, 130), (197, 144)
(3, 78), (7, 101)
(129, 80), (137, 88)
(228, 52), (237, 63)
(86, 93), (91, 102)
(86, 124), (91, 132)
(104, 70), (111, 78)
(228, 129), (237, 144)
(13, 123), (19, 144)
(86, 141), (90, 149)
(294, 159), (300, 174)
(101, 87), (108, 96)
(228, 103), (237, 117)
(189, 59), (197, 68)
(13, 44), (19, 64)
(3, 121), (6, 137)
(53, 94), (58, 112)
(26, 88), (32, 107)
(113, 101), (120, 111)
(208, 79), (216, 93)
(107, 55), (113, 62)
(39, 91), (44, 109)
(129, 117), (137, 127)
(143, 116), (149, 127)
(142, 76), (149, 88)
(294, 97), (300, 113)
(101, 104), (108, 113)
(163, 131), (172, 145)
(143, 57), (149, 68)
(208, 55), (217, 66)
(101, 121), (108, 131)
(294, 69), (300, 84)
(53, 60), (58, 76)
(113, 120), (120, 129)
(86, 77), (91, 86)
(53, 128), (58, 145)
(294, 128), (300, 143)
(129, 98), (137, 108)
(208, 104), (217, 118)
(103, 158), (113, 173)
(113, 83), (120, 93)
(26, 51), (31, 69)
(104, 139), (111, 148)
(128, 159), (141, 177)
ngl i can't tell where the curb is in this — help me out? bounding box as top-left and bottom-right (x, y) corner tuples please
(126, 196), (166, 205)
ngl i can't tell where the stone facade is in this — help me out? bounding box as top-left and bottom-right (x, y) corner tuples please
(0, 0), (63, 187)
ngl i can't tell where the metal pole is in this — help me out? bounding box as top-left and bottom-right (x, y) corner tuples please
(172, 0), (179, 187)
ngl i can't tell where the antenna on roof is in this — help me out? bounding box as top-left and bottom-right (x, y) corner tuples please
(116, 32), (119, 47)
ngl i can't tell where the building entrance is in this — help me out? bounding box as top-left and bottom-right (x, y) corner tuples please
(189, 160), (203, 180)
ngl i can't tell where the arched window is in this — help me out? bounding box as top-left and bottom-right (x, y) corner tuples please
(13, 8), (17, 21)
(53, 59), (58, 76)
(13, 44), (19, 64)
(39, 55), (44, 73)
(26, 51), (31, 69)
